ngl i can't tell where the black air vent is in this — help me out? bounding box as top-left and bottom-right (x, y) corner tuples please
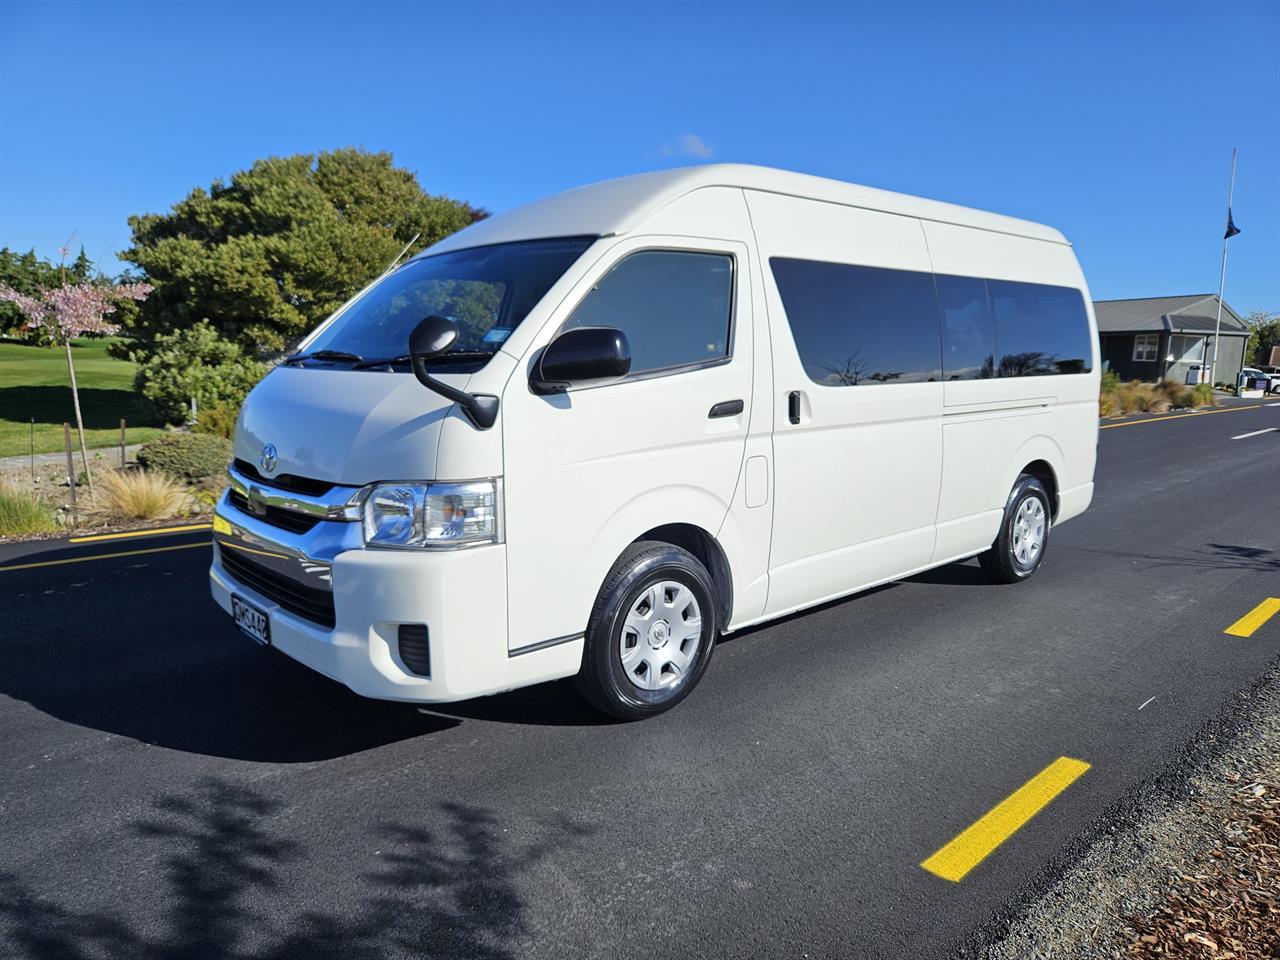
(233, 459), (335, 497)
(398, 624), (431, 676)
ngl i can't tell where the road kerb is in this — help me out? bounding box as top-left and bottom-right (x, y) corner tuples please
(1099, 404), (1262, 430)
(921, 757), (1091, 883)
(1225, 598), (1280, 639)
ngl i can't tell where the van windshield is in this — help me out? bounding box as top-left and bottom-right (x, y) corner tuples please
(300, 236), (596, 372)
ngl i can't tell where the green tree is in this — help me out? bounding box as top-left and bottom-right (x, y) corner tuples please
(120, 149), (485, 355)
(1245, 309), (1280, 366)
(134, 320), (267, 424)
(0, 248), (61, 337)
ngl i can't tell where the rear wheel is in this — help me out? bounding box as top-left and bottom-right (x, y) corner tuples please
(575, 541), (718, 720)
(978, 475), (1052, 584)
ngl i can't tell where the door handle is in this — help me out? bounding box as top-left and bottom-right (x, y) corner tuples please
(787, 391), (801, 425)
(708, 399), (744, 419)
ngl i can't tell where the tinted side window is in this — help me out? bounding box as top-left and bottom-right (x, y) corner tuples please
(987, 279), (1093, 376)
(770, 258), (941, 386)
(562, 250), (733, 375)
(936, 274), (995, 380)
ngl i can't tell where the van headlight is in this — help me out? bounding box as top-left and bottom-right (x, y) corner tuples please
(361, 480), (501, 549)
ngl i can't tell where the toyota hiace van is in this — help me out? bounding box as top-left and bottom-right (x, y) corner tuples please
(211, 164), (1099, 719)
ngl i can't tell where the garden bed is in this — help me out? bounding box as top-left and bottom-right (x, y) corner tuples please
(0, 432), (229, 542)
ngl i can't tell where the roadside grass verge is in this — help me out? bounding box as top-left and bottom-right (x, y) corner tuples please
(0, 480), (58, 535)
(0, 337), (165, 458)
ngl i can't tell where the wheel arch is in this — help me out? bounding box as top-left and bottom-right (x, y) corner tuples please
(1020, 459), (1059, 518)
(631, 523), (733, 628)
(1001, 435), (1065, 519)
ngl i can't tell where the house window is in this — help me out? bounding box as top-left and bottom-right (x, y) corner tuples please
(1133, 334), (1159, 362)
(1169, 334), (1206, 366)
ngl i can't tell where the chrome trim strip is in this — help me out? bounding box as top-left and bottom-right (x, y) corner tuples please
(508, 633), (583, 658)
(228, 465), (365, 522)
(214, 489), (364, 593)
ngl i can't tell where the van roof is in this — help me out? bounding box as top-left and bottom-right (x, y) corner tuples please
(420, 163), (1069, 257)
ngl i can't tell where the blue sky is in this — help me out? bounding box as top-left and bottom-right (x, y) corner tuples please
(2, 0), (1277, 313)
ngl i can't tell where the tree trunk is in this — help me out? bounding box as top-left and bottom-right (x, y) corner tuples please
(64, 338), (93, 490)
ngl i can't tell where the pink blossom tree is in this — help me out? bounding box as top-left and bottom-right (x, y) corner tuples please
(0, 278), (152, 488)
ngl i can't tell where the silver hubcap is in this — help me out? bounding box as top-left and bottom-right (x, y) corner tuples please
(620, 580), (702, 691)
(1012, 495), (1046, 566)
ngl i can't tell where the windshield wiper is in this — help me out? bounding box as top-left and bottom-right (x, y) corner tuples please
(352, 354), (411, 370)
(283, 349), (364, 366)
(353, 350), (494, 371)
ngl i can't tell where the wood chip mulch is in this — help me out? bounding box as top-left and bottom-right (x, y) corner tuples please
(1125, 775), (1279, 958)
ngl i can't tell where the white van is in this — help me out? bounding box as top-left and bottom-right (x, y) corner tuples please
(210, 164), (1098, 719)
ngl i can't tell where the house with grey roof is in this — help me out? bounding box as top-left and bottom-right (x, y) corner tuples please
(1094, 294), (1249, 386)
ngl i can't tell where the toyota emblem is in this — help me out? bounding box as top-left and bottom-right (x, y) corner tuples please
(260, 444), (278, 474)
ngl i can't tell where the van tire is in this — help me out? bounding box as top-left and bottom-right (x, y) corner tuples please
(575, 541), (718, 720)
(978, 474), (1052, 584)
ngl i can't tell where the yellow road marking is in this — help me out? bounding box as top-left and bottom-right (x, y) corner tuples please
(0, 542), (209, 573)
(1225, 598), (1280, 638)
(1100, 404), (1262, 429)
(69, 523), (211, 544)
(921, 756), (1091, 882)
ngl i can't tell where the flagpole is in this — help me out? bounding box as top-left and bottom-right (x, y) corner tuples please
(1208, 147), (1237, 387)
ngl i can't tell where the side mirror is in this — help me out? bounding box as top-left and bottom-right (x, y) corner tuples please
(407, 314), (499, 430)
(531, 327), (631, 394)
(409, 314), (459, 359)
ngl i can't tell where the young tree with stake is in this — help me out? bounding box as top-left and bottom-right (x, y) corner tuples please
(0, 276), (152, 488)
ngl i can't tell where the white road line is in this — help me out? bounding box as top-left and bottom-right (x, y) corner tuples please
(1268, 402), (1280, 408)
(1138, 696), (1156, 711)
(1231, 428), (1280, 441)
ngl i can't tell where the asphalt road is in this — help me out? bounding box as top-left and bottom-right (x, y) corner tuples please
(2, 400), (1278, 959)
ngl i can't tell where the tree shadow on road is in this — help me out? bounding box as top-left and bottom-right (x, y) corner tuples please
(1072, 542), (1280, 574)
(0, 778), (591, 960)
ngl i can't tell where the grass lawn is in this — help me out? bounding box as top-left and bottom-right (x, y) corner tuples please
(0, 337), (166, 458)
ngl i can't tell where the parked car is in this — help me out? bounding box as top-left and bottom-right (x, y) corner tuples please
(1258, 366), (1280, 393)
(210, 164), (1100, 719)
(1240, 367), (1280, 394)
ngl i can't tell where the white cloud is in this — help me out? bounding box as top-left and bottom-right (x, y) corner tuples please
(659, 133), (714, 159)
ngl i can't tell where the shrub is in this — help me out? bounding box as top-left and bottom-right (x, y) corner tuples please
(1156, 379), (1192, 408)
(0, 481), (57, 536)
(1115, 382), (1150, 414)
(134, 321), (266, 424)
(1191, 383), (1215, 408)
(1100, 369), (1121, 394)
(136, 431), (233, 481)
(1098, 392), (1120, 417)
(194, 401), (239, 440)
(96, 468), (187, 520)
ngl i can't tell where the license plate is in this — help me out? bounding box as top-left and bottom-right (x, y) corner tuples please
(232, 595), (270, 646)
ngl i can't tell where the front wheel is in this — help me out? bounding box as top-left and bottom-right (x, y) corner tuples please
(575, 541), (718, 720)
(978, 475), (1052, 584)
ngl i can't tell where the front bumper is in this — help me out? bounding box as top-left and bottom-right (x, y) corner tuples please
(210, 493), (581, 703)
